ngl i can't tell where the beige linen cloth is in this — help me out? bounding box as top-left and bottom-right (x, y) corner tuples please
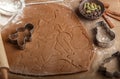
(0, 28), (9, 69)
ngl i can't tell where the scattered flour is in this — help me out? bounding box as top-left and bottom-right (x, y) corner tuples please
(0, 0), (25, 26)
(0, 0), (65, 26)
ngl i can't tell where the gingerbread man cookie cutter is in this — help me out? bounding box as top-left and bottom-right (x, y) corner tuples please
(8, 23), (34, 50)
(98, 51), (120, 78)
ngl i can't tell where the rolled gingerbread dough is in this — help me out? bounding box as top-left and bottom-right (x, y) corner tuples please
(2, 4), (94, 76)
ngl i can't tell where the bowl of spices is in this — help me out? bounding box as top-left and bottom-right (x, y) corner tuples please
(79, 0), (105, 20)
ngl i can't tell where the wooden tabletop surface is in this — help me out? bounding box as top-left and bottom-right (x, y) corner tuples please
(0, 0), (120, 79)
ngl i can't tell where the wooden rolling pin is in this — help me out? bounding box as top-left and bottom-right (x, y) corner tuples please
(0, 68), (8, 79)
(0, 28), (9, 79)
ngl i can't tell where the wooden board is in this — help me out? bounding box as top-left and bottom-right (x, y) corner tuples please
(0, 0), (120, 79)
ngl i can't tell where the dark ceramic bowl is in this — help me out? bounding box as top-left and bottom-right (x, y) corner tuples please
(79, 0), (105, 20)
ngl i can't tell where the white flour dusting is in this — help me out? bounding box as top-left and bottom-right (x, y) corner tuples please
(0, 0), (25, 26)
(0, 0), (65, 26)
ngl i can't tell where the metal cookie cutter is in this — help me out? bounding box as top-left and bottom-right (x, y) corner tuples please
(98, 51), (120, 78)
(9, 23), (34, 50)
(94, 21), (115, 48)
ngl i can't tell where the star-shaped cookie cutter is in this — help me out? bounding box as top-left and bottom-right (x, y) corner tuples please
(8, 23), (34, 50)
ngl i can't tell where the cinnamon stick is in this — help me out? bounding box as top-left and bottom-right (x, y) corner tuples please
(105, 12), (120, 21)
(102, 14), (115, 28)
(101, 2), (110, 8)
(106, 9), (120, 17)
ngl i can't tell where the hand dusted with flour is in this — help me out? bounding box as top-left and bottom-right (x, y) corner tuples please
(2, 4), (94, 76)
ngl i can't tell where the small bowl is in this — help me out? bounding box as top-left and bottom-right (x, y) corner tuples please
(79, 0), (105, 20)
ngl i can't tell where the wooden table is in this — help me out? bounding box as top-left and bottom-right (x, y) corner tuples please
(0, 0), (120, 79)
